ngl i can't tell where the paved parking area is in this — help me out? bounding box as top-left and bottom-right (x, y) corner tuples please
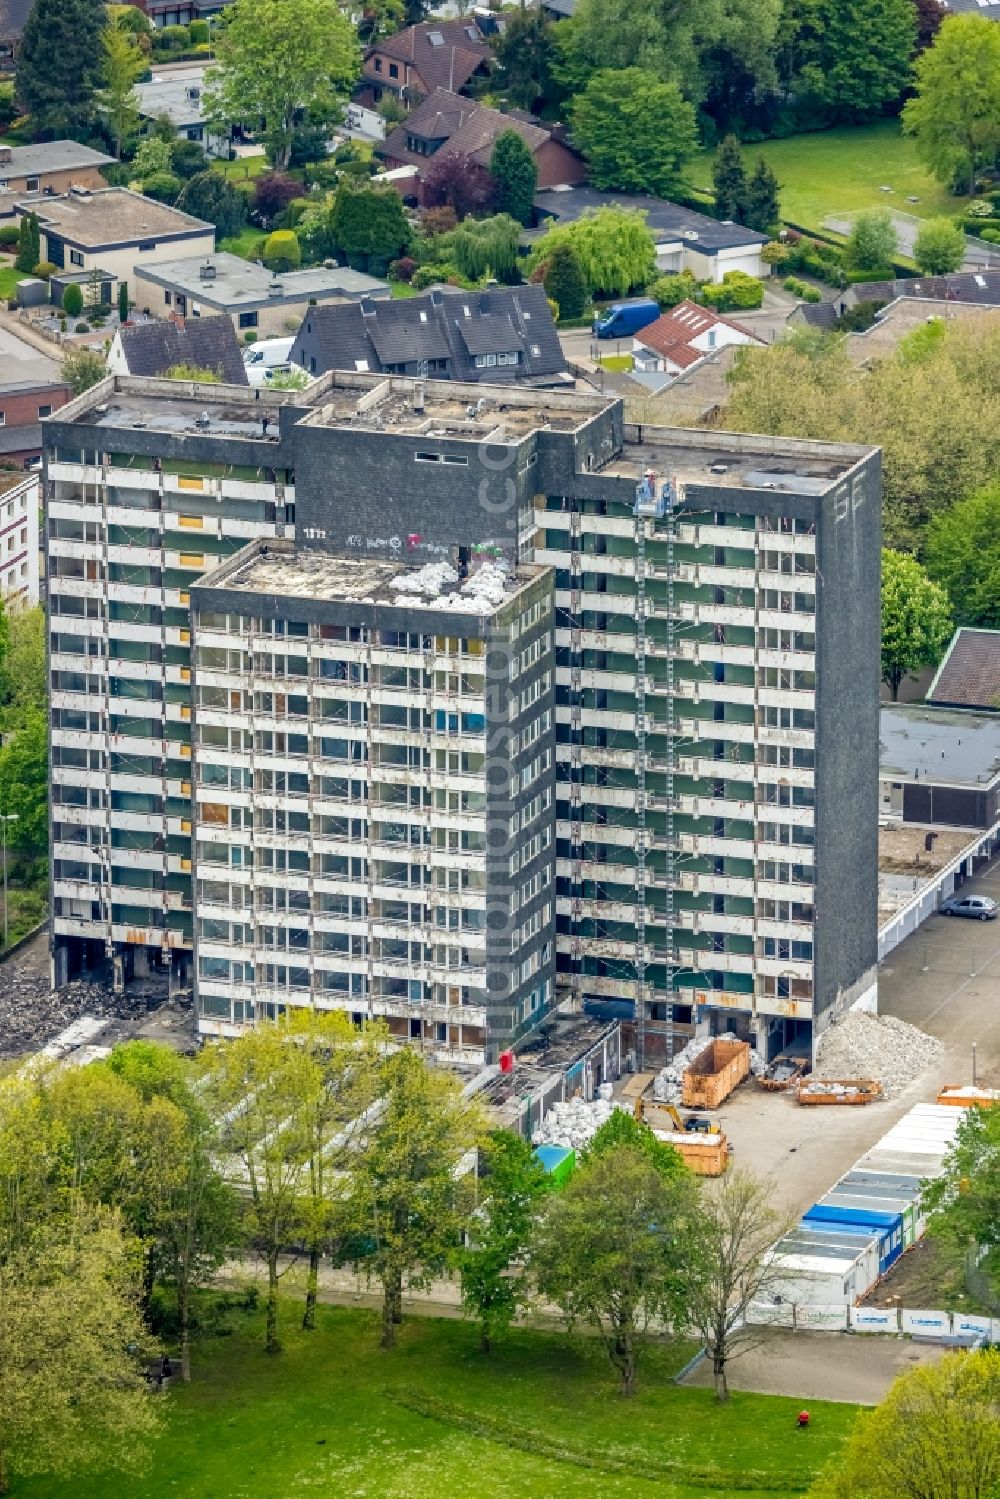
(710, 860), (1000, 1220)
(681, 1328), (945, 1403)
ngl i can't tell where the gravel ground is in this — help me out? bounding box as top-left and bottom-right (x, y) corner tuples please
(814, 1010), (943, 1096)
(0, 932), (174, 1059)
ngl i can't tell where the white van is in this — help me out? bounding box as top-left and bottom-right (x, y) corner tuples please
(243, 336), (296, 386)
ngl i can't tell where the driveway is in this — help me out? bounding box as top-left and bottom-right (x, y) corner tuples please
(825, 211), (998, 271)
(680, 1328), (944, 1403)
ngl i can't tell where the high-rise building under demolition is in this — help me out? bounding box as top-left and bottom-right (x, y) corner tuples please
(45, 373), (880, 1066)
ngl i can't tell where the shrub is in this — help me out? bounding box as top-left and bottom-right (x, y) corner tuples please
(169, 139), (207, 180)
(980, 228), (1000, 244)
(142, 171), (182, 203)
(701, 270), (763, 311)
(32, 261), (56, 279)
(188, 18), (208, 41)
(649, 271), (698, 308)
(782, 277), (822, 303)
(411, 262), (464, 289)
(74, 322), (89, 333)
(62, 282), (83, 315)
(543, 242), (588, 319)
(966, 199), (995, 218)
(420, 205), (457, 238)
(761, 241), (790, 267)
(962, 217), (1000, 235)
(262, 229), (301, 272)
(284, 198), (311, 229)
(845, 266), (894, 283)
(251, 173), (301, 228)
(388, 256), (417, 283)
(0, 223), (18, 246)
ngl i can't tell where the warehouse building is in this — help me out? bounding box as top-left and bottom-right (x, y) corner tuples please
(44, 372), (880, 1065)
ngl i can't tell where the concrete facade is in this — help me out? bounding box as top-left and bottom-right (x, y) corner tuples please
(44, 372), (880, 1066)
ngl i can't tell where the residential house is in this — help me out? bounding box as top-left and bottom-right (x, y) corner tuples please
(357, 18), (498, 110)
(19, 187), (215, 303)
(533, 187), (770, 284)
(0, 323), (70, 466)
(631, 301), (765, 377)
(928, 629), (1000, 713)
(129, 0), (226, 27)
(136, 64), (234, 157)
(289, 285), (569, 385)
(378, 90), (586, 204)
(0, 141), (113, 219)
(107, 314), (248, 383)
(133, 252), (389, 339)
(840, 271), (1000, 313)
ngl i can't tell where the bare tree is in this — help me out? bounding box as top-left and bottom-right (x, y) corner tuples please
(686, 1168), (793, 1402)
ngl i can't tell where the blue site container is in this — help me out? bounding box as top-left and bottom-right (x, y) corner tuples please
(804, 1203), (903, 1275)
(533, 1144), (576, 1186)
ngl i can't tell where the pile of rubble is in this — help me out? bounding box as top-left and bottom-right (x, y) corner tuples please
(651, 1031), (766, 1104)
(0, 957), (177, 1060)
(531, 1094), (627, 1151)
(814, 1010), (942, 1096)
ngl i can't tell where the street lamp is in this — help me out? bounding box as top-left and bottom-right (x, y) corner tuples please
(1, 813), (19, 949)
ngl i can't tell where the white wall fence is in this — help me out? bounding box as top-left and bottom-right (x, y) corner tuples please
(878, 821), (1000, 963)
(747, 1301), (999, 1343)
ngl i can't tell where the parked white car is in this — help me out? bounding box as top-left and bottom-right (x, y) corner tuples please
(243, 337), (296, 387)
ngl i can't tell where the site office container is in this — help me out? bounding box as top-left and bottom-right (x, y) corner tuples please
(766, 1252), (865, 1307)
(804, 1203), (904, 1276)
(681, 1039), (750, 1109)
(855, 1148), (950, 1180)
(826, 1187), (919, 1248)
(532, 1144), (576, 1186)
(783, 1223), (882, 1299)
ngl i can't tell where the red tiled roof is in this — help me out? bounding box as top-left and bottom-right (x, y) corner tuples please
(363, 20), (493, 96)
(633, 300), (761, 367)
(380, 89), (555, 174)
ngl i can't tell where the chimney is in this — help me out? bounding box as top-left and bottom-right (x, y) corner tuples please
(168, 311), (185, 330)
(412, 381), (425, 413)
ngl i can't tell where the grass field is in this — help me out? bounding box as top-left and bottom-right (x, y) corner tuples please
(687, 122), (970, 229)
(0, 263), (26, 299)
(17, 1303), (858, 1499)
(217, 226), (268, 260)
(213, 153), (269, 183)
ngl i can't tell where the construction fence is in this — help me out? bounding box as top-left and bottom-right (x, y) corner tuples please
(746, 1301), (999, 1343)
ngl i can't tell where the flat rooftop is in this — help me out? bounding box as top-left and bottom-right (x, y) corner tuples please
(0, 139), (114, 176)
(0, 323), (63, 392)
(300, 372), (608, 439)
(26, 188), (211, 247)
(208, 541), (543, 616)
(58, 376), (301, 441)
(134, 252), (389, 309)
(880, 704), (1000, 787)
(136, 65), (208, 127)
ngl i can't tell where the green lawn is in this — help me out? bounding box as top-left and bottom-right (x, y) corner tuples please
(599, 353), (635, 372)
(217, 226), (268, 261)
(0, 264), (26, 299)
(687, 122), (970, 230)
(17, 1303), (859, 1499)
(213, 153), (269, 183)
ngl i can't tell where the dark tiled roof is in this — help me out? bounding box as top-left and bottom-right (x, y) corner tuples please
(0, 422), (41, 454)
(291, 284), (567, 384)
(117, 316), (248, 385)
(848, 273), (1000, 308)
(792, 301), (840, 329)
(928, 628), (1000, 711)
(533, 187), (770, 253)
(363, 20), (495, 96)
(380, 89), (552, 174)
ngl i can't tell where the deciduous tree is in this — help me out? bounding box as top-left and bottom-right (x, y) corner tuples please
(923, 486), (1000, 629)
(204, 0), (360, 172)
(17, 0), (106, 139)
(880, 548), (952, 698)
(351, 1048), (484, 1349)
(490, 131), (538, 228)
(570, 68), (698, 198)
(62, 346), (108, 397)
(421, 151), (498, 219)
(809, 1348), (1000, 1499)
(0, 1211), (160, 1496)
(98, 20), (144, 159)
(846, 209), (899, 270)
(330, 182), (411, 270)
(903, 15), (1000, 196)
(685, 1169), (791, 1402)
(458, 1131), (548, 1353)
(0, 710), (49, 862)
(205, 1023), (317, 1354)
(913, 216), (966, 275)
(531, 1138), (698, 1397)
(793, 0), (914, 124)
(529, 205), (656, 297)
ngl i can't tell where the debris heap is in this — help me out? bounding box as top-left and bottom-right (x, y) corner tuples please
(531, 1096), (628, 1150)
(814, 1011), (942, 1096)
(651, 1031), (765, 1104)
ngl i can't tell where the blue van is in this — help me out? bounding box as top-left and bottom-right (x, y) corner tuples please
(592, 298), (661, 340)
